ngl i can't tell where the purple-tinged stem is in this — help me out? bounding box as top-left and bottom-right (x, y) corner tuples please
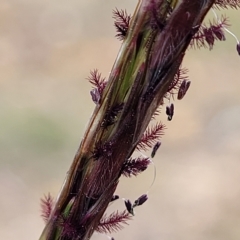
(39, 1), (216, 239)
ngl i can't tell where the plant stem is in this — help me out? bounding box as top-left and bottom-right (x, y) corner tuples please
(39, 1), (215, 239)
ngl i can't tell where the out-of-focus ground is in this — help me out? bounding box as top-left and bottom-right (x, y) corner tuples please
(0, 1), (240, 239)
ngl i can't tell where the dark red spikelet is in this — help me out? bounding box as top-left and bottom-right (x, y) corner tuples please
(191, 16), (229, 49)
(113, 8), (131, 40)
(96, 211), (131, 234)
(137, 122), (165, 151)
(212, 25), (226, 41)
(121, 157), (151, 177)
(40, 193), (54, 223)
(203, 27), (215, 49)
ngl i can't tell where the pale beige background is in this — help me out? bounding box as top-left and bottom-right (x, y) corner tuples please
(0, 1), (240, 240)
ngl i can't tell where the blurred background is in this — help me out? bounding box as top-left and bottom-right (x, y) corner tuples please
(0, 1), (240, 239)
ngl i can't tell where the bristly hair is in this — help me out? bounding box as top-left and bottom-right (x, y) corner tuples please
(190, 15), (229, 49)
(214, 0), (240, 9)
(136, 122), (166, 151)
(121, 157), (151, 177)
(96, 211), (131, 234)
(113, 8), (131, 40)
(41, 193), (54, 223)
